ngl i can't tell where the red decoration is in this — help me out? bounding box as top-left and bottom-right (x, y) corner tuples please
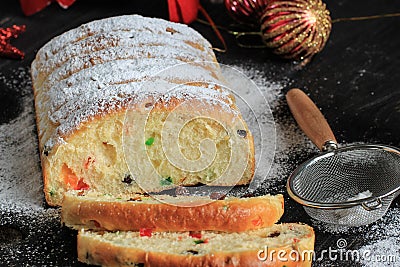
(0, 25), (26, 60)
(167, 0), (227, 51)
(75, 178), (90, 190)
(260, 0), (331, 60)
(224, 0), (269, 25)
(139, 228), (153, 237)
(168, 0), (200, 24)
(189, 231), (202, 239)
(19, 0), (76, 16)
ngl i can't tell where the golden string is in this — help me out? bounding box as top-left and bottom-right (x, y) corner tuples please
(196, 12), (400, 50)
(196, 18), (265, 49)
(332, 12), (400, 23)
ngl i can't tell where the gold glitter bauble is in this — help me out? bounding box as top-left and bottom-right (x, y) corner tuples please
(260, 0), (332, 61)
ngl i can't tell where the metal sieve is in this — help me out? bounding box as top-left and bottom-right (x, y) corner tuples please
(286, 88), (400, 226)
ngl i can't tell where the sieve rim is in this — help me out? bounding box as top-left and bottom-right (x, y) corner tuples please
(287, 144), (400, 209)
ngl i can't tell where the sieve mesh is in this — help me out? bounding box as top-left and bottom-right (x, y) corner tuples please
(288, 145), (400, 226)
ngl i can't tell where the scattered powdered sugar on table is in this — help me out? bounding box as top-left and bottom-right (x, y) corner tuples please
(0, 68), (79, 265)
(227, 61), (400, 267)
(2, 61), (398, 266)
(0, 68), (44, 209)
(222, 62), (317, 193)
(359, 208), (400, 267)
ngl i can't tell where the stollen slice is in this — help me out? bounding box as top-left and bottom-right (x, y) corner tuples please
(61, 190), (284, 232)
(78, 223), (315, 267)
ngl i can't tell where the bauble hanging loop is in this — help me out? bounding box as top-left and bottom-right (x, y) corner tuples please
(260, 0), (332, 61)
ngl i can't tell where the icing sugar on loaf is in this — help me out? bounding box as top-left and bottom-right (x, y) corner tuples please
(32, 14), (255, 206)
(33, 15), (227, 150)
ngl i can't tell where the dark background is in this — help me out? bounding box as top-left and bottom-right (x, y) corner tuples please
(0, 0), (399, 266)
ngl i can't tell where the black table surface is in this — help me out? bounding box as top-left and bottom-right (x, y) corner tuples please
(0, 0), (399, 266)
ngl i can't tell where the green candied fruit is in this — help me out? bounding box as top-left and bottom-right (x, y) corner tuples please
(194, 239), (206, 244)
(145, 137), (154, 146)
(160, 177), (173, 186)
(49, 190), (55, 197)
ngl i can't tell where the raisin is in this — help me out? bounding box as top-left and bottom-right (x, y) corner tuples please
(128, 196), (142, 202)
(237, 129), (247, 138)
(122, 174), (133, 184)
(267, 231), (280, 238)
(43, 145), (50, 156)
(185, 250), (199, 255)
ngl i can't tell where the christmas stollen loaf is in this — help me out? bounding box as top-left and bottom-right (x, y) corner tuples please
(61, 190), (284, 232)
(78, 223), (315, 267)
(31, 15), (255, 206)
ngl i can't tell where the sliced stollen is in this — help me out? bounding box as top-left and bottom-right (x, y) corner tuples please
(61, 190), (284, 232)
(78, 223), (315, 267)
(31, 14), (256, 206)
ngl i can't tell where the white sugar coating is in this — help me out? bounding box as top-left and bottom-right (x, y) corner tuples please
(39, 45), (213, 90)
(33, 29), (214, 77)
(35, 15), (212, 63)
(47, 59), (222, 115)
(33, 15), (241, 151)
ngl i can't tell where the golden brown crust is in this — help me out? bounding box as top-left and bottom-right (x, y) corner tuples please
(146, 249), (312, 267)
(62, 194), (284, 232)
(78, 232), (147, 267)
(77, 224), (315, 267)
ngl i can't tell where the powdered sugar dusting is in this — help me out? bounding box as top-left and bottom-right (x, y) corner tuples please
(35, 15), (211, 63)
(359, 208), (400, 266)
(223, 61), (400, 267)
(0, 68), (43, 209)
(1, 17), (398, 266)
(33, 15), (240, 151)
(34, 29), (213, 78)
(0, 68), (78, 265)
(224, 62), (316, 193)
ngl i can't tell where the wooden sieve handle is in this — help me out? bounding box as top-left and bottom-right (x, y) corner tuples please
(286, 88), (337, 151)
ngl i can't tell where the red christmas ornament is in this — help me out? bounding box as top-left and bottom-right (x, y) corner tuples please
(0, 25), (26, 60)
(260, 0), (331, 60)
(19, 0), (76, 16)
(168, 0), (200, 24)
(224, 0), (269, 25)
